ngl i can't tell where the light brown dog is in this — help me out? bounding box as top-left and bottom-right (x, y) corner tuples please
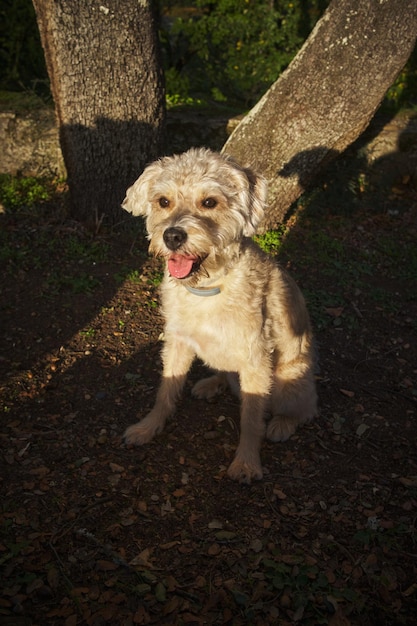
(122, 148), (317, 483)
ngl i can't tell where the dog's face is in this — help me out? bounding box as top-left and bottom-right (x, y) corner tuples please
(123, 148), (267, 284)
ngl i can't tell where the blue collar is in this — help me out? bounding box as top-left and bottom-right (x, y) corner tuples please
(185, 284), (221, 297)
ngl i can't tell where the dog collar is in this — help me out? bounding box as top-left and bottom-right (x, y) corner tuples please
(185, 284), (221, 297)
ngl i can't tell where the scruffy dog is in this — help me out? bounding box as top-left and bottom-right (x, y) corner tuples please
(122, 148), (317, 484)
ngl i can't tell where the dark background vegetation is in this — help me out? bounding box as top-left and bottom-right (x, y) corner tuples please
(1, 0), (416, 110)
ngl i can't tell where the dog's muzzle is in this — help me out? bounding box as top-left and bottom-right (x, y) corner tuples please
(163, 227), (187, 251)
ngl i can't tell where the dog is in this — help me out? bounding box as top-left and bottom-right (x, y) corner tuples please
(122, 147), (317, 483)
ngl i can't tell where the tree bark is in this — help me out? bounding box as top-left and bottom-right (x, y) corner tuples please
(32, 0), (165, 225)
(223, 0), (417, 231)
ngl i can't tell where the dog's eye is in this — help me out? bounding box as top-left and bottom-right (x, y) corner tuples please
(158, 197), (170, 208)
(201, 197), (217, 209)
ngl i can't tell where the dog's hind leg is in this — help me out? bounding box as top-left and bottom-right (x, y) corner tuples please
(124, 336), (195, 446)
(267, 366), (317, 442)
(192, 371), (240, 401)
(192, 372), (228, 401)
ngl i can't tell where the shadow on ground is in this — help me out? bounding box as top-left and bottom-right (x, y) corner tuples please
(1, 116), (417, 624)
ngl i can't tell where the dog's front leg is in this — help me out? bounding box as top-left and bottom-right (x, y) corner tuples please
(227, 367), (269, 484)
(124, 335), (195, 446)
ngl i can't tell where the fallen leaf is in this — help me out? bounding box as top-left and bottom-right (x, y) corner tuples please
(403, 583), (417, 597)
(98, 605), (118, 621)
(109, 462), (125, 473)
(325, 306), (344, 317)
(159, 541), (181, 550)
(71, 587), (90, 597)
(155, 582), (166, 602)
(250, 538), (263, 553)
(96, 560), (119, 571)
(273, 488), (287, 500)
(133, 605), (149, 624)
(161, 498), (173, 513)
(130, 548), (154, 569)
(215, 530), (237, 541)
(47, 566), (60, 590)
(26, 578), (44, 594)
(293, 605), (304, 621)
(165, 575), (179, 592)
(332, 413), (345, 434)
(208, 543), (221, 556)
(356, 423), (370, 437)
(329, 608), (351, 625)
(208, 520), (223, 530)
(162, 595), (180, 615)
(136, 583), (152, 597)
(399, 476), (417, 488)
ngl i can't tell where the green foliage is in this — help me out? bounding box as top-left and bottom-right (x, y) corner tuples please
(44, 268), (102, 295)
(0, 0), (48, 93)
(147, 268), (164, 287)
(0, 89), (47, 112)
(0, 174), (52, 210)
(0, 178), (109, 300)
(1, 0), (416, 112)
(63, 236), (109, 264)
(161, 0), (317, 105)
(260, 554), (364, 622)
(254, 226), (287, 255)
(384, 47), (417, 109)
(160, 0), (416, 108)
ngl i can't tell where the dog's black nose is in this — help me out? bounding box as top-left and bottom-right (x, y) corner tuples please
(163, 227), (187, 251)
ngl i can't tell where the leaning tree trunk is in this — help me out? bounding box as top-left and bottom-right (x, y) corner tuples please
(32, 0), (165, 225)
(223, 0), (417, 231)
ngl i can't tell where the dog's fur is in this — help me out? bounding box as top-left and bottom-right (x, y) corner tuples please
(122, 148), (317, 483)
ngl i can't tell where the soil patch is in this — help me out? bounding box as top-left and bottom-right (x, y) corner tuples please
(1, 181), (417, 625)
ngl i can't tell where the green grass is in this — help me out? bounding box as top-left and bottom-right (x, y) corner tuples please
(0, 176), (112, 299)
(376, 236), (417, 283)
(64, 236), (110, 264)
(114, 268), (143, 285)
(0, 90), (50, 113)
(0, 174), (54, 210)
(79, 328), (96, 339)
(46, 270), (101, 295)
(254, 226), (287, 256)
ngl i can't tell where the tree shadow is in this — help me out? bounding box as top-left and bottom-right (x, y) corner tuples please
(278, 146), (339, 191)
(61, 117), (165, 225)
(283, 110), (417, 220)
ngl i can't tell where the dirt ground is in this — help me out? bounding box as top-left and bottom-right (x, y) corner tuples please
(1, 156), (417, 626)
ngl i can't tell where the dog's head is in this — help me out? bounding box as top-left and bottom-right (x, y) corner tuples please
(122, 148), (267, 283)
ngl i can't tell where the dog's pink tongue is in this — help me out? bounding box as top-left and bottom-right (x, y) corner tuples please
(168, 254), (196, 279)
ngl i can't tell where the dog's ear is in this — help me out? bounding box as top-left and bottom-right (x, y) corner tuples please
(122, 177), (149, 216)
(122, 166), (156, 217)
(242, 167), (268, 236)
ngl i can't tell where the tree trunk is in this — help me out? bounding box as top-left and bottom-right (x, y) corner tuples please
(32, 0), (165, 225)
(223, 0), (417, 231)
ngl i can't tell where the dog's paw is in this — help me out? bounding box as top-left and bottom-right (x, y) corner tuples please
(192, 375), (226, 401)
(266, 415), (299, 442)
(227, 457), (263, 484)
(123, 415), (163, 446)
